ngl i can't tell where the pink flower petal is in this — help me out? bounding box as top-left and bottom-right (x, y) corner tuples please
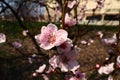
(49, 55), (59, 69)
(65, 13), (76, 27)
(55, 29), (68, 46)
(36, 64), (46, 73)
(67, 0), (76, 9)
(57, 41), (71, 54)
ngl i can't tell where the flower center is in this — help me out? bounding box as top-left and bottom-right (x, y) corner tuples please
(48, 35), (56, 44)
(60, 43), (67, 49)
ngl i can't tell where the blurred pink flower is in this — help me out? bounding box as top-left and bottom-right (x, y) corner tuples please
(59, 50), (80, 72)
(67, 0), (76, 9)
(116, 56), (120, 67)
(0, 33), (6, 43)
(57, 39), (72, 54)
(12, 41), (22, 48)
(49, 50), (80, 72)
(22, 30), (28, 36)
(98, 63), (114, 74)
(36, 64), (46, 73)
(65, 13), (76, 27)
(49, 55), (59, 69)
(35, 23), (68, 50)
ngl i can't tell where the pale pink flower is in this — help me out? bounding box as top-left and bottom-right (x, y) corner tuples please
(0, 33), (6, 43)
(98, 63), (114, 74)
(35, 23), (68, 50)
(80, 40), (87, 45)
(12, 41), (22, 48)
(67, 0), (76, 9)
(59, 50), (80, 72)
(32, 72), (37, 77)
(36, 64), (46, 73)
(58, 62), (68, 72)
(28, 57), (32, 64)
(96, 64), (100, 68)
(116, 56), (120, 67)
(31, 54), (36, 57)
(89, 39), (94, 43)
(22, 30), (28, 36)
(97, 31), (103, 38)
(49, 50), (80, 72)
(65, 13), (76, 27)
(57, 39), (72, 54)
(49, 55), (59, 69)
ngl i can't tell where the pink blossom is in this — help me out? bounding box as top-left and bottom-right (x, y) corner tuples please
(49, 50), (80, 72)
(97, 31), (103, 38)
(49, 55), (59, 69)
(98, 63), (114, 74)
(36, 64), (46, 73)
(57, 39), (72, 54)
(22, 30), (28, 36)
(12, 41), (22, 48)
(35, 23), (68, 50)
(32, 72), (38, 77)
(116, 56), (120, 67)
(67, 0), (76, 9)
(80, 40), (87, 45)
(96, 64), (100, 68)
(0, 33), (6, 43)
(28, 57), (32, 64)
(65, 13), (76, 27)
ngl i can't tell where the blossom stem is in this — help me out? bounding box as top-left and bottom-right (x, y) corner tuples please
(61, 0), (66, 29)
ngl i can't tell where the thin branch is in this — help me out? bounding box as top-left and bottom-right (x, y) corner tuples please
(1, 0), (47, 57)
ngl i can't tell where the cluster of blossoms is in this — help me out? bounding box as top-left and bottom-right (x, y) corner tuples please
(34, 23), (86, 79)
(1, 0), (120, 80)
(97, 55), (120, 79)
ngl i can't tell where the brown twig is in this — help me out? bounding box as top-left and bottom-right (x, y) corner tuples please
(1, 0), (47, 57)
